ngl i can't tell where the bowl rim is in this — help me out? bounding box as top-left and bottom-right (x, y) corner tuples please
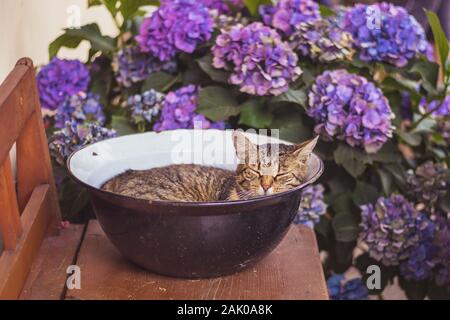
(66, 131), (324, 208)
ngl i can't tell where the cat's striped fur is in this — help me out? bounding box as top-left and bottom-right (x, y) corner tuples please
(102, 132), (318, 202)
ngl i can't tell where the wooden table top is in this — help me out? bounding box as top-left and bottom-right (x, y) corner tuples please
(20, 220), (328, 300)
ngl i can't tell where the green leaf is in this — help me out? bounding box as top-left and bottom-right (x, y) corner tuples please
(59, 178), (90, 220)
(352, 181), (379, 207)
(89, 56), (113, 107)
(426, 10), (449, 73)
(333, 143), (370, 178)
(103, 0), (119, 17)
(397, 130), (422, 146)
(197, 86), (240, 121)
(314, 216), (331, 239)
(384, 163), (406, 188)
(196, 55), (229, 83)
(48, 35), (84, 59)
(319, 4), (335, 17)
(331, 194), (359, 242)
(244, 0), (271, 17)
(239, 100), (273, 128)
(87, 0), (102, 7)
(270, 88), (307, 109)
(270, 111), (312, 143)
(376, 167), (393, 196)
(142, 72), (180, 92)
(367, 141), (402, 163)
(409, 59), (439, 91)
(49, 23), (116, 58)
(120, 0), (160, 21)
(332, 212), (359, 242)
(111, 115), (137, 136)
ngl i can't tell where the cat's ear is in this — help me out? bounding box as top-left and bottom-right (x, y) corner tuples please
(232, 131), (257, 164)
(293, 136), (319, 162)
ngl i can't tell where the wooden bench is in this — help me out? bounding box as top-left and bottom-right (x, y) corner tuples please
(0, 58), (328, 300)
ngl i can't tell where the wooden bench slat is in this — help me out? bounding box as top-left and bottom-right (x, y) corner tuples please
(19, 224), (86, 300)
(0, 185), (51, 299)
(0, 157), (20, 250)
(0, 61), (35, 165)
(65, 220), (328, 300)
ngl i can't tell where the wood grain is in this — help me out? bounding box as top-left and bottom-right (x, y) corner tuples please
(19, 224), (86, 300)
(0, 185), (51, 299)
(0, 59), (35, 166)
(0, 58), (63, 299)
(66, 220), (328, 300)
(0, 158), (19, 250)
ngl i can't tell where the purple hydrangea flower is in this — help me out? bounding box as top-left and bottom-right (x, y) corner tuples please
(399, 214), (439, 281)
(307, 69), (394, 153)
(289, 16), (354, 62)
(198, 0), (244, 14)
(342, 2), (430, 67)
(127, 89), (165, 124)
(327, 274), (368, 300)
(260, 0), (320, 36)
(434, 217), (450, 292)
(55, 92), (105, 129)
(360, 195), (421, 266)
(418, 96), (450, 117)
(37, 58), (90, 110)
(212, 22), (302, 96)
(405, 161), (450, 214)
(115, 46), (177, 87)
(136, 0), (213, 61)
(293, 184), (327, 228)
(49, 121), (116, 166)
(153, 85), (225, 131)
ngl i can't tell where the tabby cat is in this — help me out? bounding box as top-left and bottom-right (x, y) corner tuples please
(102, 132), (318, 201)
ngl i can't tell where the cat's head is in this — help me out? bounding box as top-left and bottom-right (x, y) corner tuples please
(232, 131), (318, 199)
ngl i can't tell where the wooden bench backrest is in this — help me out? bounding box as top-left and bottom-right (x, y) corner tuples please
(0, 58), (61, 299)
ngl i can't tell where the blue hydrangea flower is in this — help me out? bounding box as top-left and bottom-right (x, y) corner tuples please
(212, 22), (302, 96)
(127, 89), (165, 124)
(49, 121), (116, 165)
(400, 214), (439, 281)
(307, 69), (394, 153)
(327, 274), (369, 300)
(342, 2), (430, 67)
(137, 0), (213, 61)
(37, 58), (90, 110)
(115, 46), (177, 87)
(55, 92), (105, 129)
(293, 184), (327, 228)
(153, 85), (225, 131)
(260, 0), (320, 36)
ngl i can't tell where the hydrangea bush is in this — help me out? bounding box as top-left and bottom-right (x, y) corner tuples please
(39, 0), (450, 299)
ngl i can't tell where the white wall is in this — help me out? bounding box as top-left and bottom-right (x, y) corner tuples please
(0, 0), (119, 179)
(0, 0), (118, 82)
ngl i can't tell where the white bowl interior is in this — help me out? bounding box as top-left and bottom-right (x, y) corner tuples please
(69, 129), (321, 188)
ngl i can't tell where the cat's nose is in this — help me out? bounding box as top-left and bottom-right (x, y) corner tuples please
(261, 184), (271, 192)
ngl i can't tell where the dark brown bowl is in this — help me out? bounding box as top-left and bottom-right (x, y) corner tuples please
(67, 130), (324, 278)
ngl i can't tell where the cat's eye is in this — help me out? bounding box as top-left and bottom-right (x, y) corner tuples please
(243, 169), (260, 180)
(275, 172), (292, 181)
